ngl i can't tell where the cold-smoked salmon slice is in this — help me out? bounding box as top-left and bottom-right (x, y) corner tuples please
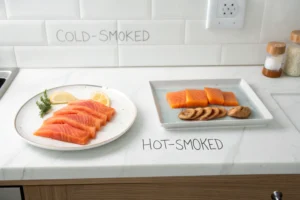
(54, 105), (107, 125)
(204, 87), (224, 105)
(69, 100), (115, 121)
(34, 124), (90, 145)
(222, 91), (239, 106)
(44, 116), (97, 138)
(166, 90), (186, 109)
(54, 110), (103, 129)
(185, 89), (208, 107)
(58, 113), (101, 131)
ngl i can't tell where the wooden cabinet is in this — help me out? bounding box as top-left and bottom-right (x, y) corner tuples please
(13, 175), (300, 200)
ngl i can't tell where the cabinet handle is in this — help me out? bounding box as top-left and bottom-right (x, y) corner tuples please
(271, 191), (283, 200)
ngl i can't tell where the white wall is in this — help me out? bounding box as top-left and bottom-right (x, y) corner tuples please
(0, 0), (299, 68)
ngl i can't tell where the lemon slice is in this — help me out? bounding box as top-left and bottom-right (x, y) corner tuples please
(49, 91), (78, 104)
(91, 91), (110, 106)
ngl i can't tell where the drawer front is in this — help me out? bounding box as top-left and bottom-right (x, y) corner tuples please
(23, 175), (300, 200)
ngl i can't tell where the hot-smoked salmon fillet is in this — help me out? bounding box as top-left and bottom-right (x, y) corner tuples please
(69, 100), (115, 121)
(222, 91), (239, 106)
(166, 90), (186, 109)
(185, 89), (208, 107)
(44, 116), (97, 138)
(204, 87), (224, 105)
(54, 105), (107, 125)
(34, 124), (90, 145)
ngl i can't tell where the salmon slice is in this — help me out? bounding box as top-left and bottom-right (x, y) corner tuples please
(222, 91), (239, 106)
(185, 89), (208, 107)
(58, 113), (101, 131)
(204, 87), (224, 105)
(34, 124), (90, 145)
(54, 111), (102, 130)
(44, 116), (96, 138)
(54, 105), (107, 125)
(166, 90), (186, 109)
(69, 100), (115, 121)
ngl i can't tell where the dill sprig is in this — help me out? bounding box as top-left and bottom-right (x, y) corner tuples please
(36, 90), (52, 118)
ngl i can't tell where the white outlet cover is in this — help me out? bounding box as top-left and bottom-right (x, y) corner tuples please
(206, 0), (246, 29)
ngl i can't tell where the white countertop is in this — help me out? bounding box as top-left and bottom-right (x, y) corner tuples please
(1, 66), (300, 181)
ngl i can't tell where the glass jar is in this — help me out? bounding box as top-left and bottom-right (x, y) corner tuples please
(283, 30), (300, 76)
(262, 42), (286, 78)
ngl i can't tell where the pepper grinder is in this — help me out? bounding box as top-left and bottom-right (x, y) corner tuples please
(271, 191), (283, 200)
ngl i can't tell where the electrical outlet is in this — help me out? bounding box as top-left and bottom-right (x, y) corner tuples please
(206, 0), (246, 29)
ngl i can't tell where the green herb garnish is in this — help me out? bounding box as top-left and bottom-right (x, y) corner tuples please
(36, 90), (52, 118)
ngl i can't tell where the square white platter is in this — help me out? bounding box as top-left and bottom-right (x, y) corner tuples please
(149, 79), (273, 129)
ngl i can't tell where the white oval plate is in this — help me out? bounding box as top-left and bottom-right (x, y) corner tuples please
(14, 84), (137, 151)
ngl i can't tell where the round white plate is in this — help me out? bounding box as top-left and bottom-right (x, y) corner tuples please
(14, 84), (137, 151)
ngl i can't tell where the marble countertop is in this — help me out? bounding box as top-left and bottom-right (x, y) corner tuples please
(1, 66), (300, 181)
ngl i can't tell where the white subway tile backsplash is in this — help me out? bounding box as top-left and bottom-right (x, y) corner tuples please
(260, 0), (300, 43)
(153, 0), (207, 20)
(15, 46), (118, 68)
(80, 0), (151, 20)
(0, 47), (16, 67)
(0, 0), (6, 19)
(186, 0), (265, 44)
(46, 21), (117, 45)
(118, 20), (184, 45)
(5, 0), (79, 19)
(221, 44), (267, 65)
(119, 45), (221, 66)
(0, 0), (297, 67)
(0, 21), (46, 45)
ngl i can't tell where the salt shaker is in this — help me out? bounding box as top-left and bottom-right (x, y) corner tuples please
(283, 30), (300, 76)
(262, 42), (286, 78)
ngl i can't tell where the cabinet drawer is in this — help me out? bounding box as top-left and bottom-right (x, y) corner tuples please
(67, 182), (291, 200)
(23, 175), (300, 200)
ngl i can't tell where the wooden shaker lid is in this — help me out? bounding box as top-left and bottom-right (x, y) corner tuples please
(266, 42), (286, 55)
(291, 30), (300, 44)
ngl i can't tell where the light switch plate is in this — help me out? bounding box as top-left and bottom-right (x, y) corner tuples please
(206, 0), (246, 29)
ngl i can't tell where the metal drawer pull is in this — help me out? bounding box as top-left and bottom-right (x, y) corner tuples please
(271, 191), (283, 200)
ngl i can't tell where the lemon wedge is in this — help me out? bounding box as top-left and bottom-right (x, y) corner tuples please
(49, 91), (78, 104)
(91, 91), (110, 106)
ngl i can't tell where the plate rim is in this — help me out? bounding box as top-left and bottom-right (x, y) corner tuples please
(14, 84), (137, 151)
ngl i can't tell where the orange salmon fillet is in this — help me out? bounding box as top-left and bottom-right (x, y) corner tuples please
(185, 89), (208, 107)
(222, 91), (239, 106)
(44, 116), (97, 138)
(34, 124), (90, 145)
(57, 113), (101, 131)
(166, 90), (186, 109)
(69, 100), (115, 121)
(54, 105), (107, 125)
(204, 87), (224, 105)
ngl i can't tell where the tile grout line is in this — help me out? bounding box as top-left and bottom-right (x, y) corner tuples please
(219, 44), (224, 65)
(150, 0), (153, 20)
(43, 21), (49, 45)
(258, 0), (268, 43)
(184, 19), (187, 44)
(78, 0), (82, 19)
(3, 0), (8, 19)
(12, 46), (19, 67)
(116, 20), (120, 67)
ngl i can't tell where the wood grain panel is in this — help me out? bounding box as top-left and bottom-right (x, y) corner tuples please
(1, 174), (300, 186)
(65, 177), (298, 200)
(24, 186), (67, 200)
(20, 175), (300, 200)
(23, 186), (41, 200)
